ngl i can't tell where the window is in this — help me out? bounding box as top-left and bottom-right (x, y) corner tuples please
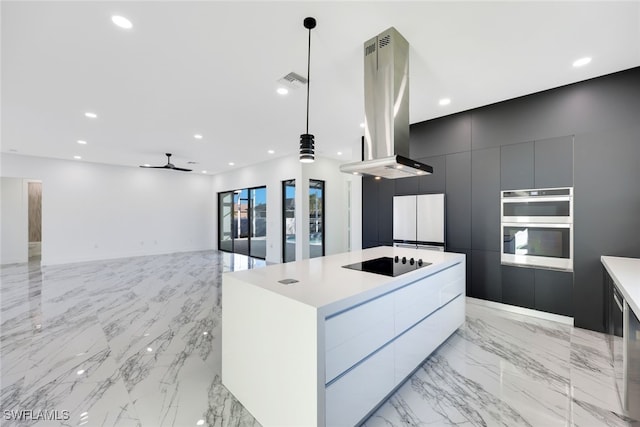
(282, 180), (296, 262)
(309, 179), (325, 258)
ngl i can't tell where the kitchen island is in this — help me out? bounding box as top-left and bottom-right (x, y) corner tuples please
(222, 246), (466, 427)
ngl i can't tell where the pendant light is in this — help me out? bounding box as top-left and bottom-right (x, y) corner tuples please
(299, 17), (316, 163)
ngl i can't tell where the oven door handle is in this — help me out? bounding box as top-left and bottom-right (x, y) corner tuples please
(502, 196), (571, 203)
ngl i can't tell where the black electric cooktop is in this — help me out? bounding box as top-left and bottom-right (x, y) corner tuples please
(342, 256), (431, 277)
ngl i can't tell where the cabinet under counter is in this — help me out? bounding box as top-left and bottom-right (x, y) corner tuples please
(222, 247), (466, 426)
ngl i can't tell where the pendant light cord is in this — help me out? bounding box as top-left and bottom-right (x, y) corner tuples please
(306, 26), (311, 134)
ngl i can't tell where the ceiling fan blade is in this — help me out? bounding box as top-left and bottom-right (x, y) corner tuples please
(172, 167), (193, 172)
(140, 165), (168, 169)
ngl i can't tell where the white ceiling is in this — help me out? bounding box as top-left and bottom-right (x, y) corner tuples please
(2, 1), (640, 175)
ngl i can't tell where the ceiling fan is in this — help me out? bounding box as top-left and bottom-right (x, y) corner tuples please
(139, 153), (192, 172)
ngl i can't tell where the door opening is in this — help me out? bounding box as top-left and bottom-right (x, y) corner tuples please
(28, 181), (42, 263)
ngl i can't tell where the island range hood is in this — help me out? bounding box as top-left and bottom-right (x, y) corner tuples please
(340, 27), (433, 179)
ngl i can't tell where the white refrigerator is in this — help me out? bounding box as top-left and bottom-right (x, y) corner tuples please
(393, 194), (445, 251)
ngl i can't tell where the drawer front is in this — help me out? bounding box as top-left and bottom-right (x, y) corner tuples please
(394, 263), (465, 334)
(325, 296), (394, 383)
(395, 295), (465, 383)
(325, 342), (394, 427)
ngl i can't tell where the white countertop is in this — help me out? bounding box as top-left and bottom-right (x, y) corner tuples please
(601, 256), (640, 316)
(224, 246), (465, 316)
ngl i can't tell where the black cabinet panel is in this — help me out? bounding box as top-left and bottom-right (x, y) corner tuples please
(410, 112), (472, 158)
(471, 68), (640, 150)
(448, 247), (472, 296)
(471, 148), (500, 252)
(534, 269), (573, 316)
(500, 142), (534, 190)
(534, 135), (574, 188)
(362, 241), (381, 249)
(573, 124), (640, 331)
(502, 265), (535, 309)
(362, 177), (379, 243)
(377, 179), (395, 244)
(418, 155), (446, 194)
(395, 176), (419, 196)
(446, 152), (471, 250)
(471, 250), (502, 302)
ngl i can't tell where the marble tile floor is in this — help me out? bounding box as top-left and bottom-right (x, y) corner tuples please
(0, 250), (636, 427)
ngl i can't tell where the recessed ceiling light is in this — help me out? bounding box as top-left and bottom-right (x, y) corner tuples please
(143, 163), (150, 167)
(439, 98), (451, 106)
(73, 155), (82, 160)
(194, 134), (203, 140)
(267, 150), (275, 154)
(77, 140), (87, 145)
(203, 331), (208, 335)
(146, 347), (153, 352)
(360, 123), (365, 128)
(352, 172), (359, 175)
(84, 112), (97, 118)
(112, 15), (133, 29)
(374, 176), (382, 180)
(573, 57), (592, 67)
(228, 162), (235, 166)
(80, 412), (88, 418)
(77, 369), (85, 375)
(337, 151), (342, 156)
(201, 170), (207, 174)
(196, 421), (205, 426)
(276, 87), (288, 95)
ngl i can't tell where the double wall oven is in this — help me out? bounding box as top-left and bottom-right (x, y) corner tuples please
(501, 187), (573, 271)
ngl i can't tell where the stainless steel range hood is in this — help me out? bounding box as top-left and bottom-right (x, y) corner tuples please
(340, 27), (433, 179)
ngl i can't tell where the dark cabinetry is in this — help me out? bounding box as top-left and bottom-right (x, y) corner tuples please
(501, 266), (535, 309)
(500, 142), (534, 190)
(362, 177), (394, 247)
(471, 250), (502, 302)
(534, 269), (573, 316)
(445, 152), (471, 250)
(534, 136), (573, 188)
(471, 148), (500, 252)
(500, 266), (572, 316)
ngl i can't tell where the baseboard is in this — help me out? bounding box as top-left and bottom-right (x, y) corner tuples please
(466, 296), (574, 326)
(41, 247), (214, 266)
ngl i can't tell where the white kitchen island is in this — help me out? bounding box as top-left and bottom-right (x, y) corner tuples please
(222, 246), (466, 427)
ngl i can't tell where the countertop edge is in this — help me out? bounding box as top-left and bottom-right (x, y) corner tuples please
(601, 256), (640, 317)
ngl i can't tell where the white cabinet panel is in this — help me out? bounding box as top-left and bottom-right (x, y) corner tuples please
(394, 295), (465, 384)
(393, 195), (417, 241)
(416, 194), (445, 243)
(325, 342), (395, 427)
(325, 296), (394, 383)
(394, 263), (464, 334)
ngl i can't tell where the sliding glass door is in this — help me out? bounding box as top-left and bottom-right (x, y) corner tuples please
(309, 180), (325, 258)
(249, 187), (267, 259)
(218, 186), (267, 259)
(219, 192), (233, 252)
(233, 189), (250, 256)
(282, 180), (296, 262)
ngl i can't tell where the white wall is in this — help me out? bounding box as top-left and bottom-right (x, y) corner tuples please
(1, 154), (215, 265)
(211, 155), (358, 264)
(0, 177), (28, 264)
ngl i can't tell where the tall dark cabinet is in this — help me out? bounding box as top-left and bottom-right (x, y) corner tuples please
(362, 67), (640, 331)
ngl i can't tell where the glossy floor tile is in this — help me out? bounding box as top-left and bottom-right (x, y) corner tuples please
(1, 251), (636, 426)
